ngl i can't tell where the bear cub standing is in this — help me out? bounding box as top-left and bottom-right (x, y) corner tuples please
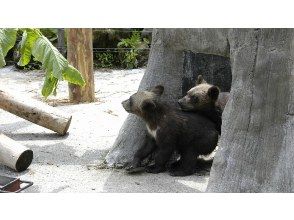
(121, 85), (219, 176)
(178, 75), (227, 134)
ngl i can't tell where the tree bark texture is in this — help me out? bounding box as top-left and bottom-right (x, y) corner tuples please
(67, 28), (95, 103)
(207, 29), (294, 192)
(182, 51), (231, 94)
(0, 90), (72, 135)
(105, 29), (230, 167)
(107, 28), (294, 192)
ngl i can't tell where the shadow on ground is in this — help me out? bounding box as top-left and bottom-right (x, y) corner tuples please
(0, 67), (211, 193)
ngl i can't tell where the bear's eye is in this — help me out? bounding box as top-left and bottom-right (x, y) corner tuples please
(191, 96), (199, 103)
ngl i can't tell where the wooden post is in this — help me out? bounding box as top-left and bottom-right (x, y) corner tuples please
(0, 90), (72, 135)
(67, 28), (95, 103)
(0, 133), (33, 172)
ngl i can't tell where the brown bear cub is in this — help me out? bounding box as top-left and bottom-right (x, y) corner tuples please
(121, 85), (219, 176)
(178, 75), (225, 134)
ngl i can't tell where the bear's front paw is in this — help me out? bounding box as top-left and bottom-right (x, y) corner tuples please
(168, 160), (182, 170)
(125, 159), (145, 174)
(145, 164), (166, 174)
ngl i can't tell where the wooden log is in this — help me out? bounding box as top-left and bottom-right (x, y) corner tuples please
(67, 28), (95, 103)
(0, 90), (72, 135)
(0, 133), (33, 172)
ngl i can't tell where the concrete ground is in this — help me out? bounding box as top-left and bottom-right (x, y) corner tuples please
(0, 66), (210, 193)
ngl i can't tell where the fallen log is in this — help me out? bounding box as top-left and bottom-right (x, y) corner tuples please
(0, 90), (72, 135)
(0, 133), (33, 172)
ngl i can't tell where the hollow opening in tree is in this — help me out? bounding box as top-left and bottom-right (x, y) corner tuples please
(106, 48), (233, 171)
(182, 51), (232, 95)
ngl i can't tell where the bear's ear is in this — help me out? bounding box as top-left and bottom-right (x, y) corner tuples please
(141, 99), (156, 112)
(196, 75), (207, 85)
(151, 85), (164, 96)
(208, 86), (220, 101)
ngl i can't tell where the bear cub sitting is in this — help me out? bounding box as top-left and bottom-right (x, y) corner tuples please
(121, 85), (219, 176)
(178, 75), (227, 134)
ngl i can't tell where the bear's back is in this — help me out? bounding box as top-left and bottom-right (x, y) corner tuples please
(155, 109), (218, 155)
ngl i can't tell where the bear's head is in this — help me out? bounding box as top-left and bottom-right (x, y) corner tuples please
(121, 85), (164, 118)
(178, 75), (220, 111)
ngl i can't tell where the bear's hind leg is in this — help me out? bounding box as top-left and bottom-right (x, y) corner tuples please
(145, 146), (174, 174)
(169, 159), (183, 170)
(169, 152), (198, 176)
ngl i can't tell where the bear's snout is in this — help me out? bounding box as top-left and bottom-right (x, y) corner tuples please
(178, 98), (185, 107)
(121, 99), (131, 112)
(178, 97), (187, 108)
(178, 97), (193, 111)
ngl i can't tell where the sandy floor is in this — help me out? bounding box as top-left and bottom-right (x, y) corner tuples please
(0, 66), (209, 193)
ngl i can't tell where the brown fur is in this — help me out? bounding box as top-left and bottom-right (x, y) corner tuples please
(178, 75), (223, 134)
(122, 85), (219, 176)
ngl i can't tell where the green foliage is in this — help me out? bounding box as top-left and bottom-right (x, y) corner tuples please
(63, 65), (86, 86)
(0, 28), (85, 98)
(117, 31), (142, 49)
(18, 29), (39, 66)
(122, 49), (138, 69)
(0, 46), (4, 67)
(117, 31), (149, 69)
(42, 71), (59, 97)
(40, 29), (58, 43)
(0, 29), (17, 67)
(95, 52), (114, 68)
(20, 58), (42, 71)
(32, 33), (68, 80)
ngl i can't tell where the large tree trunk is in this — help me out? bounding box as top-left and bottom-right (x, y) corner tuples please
(105, 29), (229, 167)
(107, 28), (294, 192)
(207, 29), (294, 192)
(105, 30), (185, 167)
(67, 28), (95, 103)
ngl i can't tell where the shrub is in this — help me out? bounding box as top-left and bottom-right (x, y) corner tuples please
(117, 31), (149, 69)
(95, 52), (115, 68)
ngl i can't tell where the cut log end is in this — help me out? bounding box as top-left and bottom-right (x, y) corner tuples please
(60, 115), (72, 135)
(15, 149), (33, 172)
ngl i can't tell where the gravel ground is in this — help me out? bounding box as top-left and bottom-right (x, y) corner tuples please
(0, 66), (210, 193)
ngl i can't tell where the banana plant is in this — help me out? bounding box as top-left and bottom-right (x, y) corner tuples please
(0, 28), (85, 98)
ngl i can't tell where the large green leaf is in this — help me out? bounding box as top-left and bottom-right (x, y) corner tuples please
(18, 29), (39, 66)
(0, 28), (17, 67)
(0, 47), (5, 67)
(0, 28), (87, 98)
(63, 65), (86, 87)
(30, 29), (86, 98)
(32, 34), (68, 79)
(42, 71), (58, 98)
